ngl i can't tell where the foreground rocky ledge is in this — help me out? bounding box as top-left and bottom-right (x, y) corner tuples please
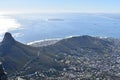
(0, 62), (8, 80)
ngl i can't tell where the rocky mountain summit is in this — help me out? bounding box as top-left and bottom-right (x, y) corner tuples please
(0, 32), (63, 77)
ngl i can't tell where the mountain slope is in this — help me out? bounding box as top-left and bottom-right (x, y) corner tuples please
(0, 32), (60, 75)
(0, 32), (39, 73)
(0, 32), (120, 80)
(39, 36), (114, 57)
(23, 35), (120, 80)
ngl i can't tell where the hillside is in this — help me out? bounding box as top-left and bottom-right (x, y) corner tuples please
(0, 33), (120, 80)
(0, 32), (62, 75)
(26, 36), (120, 80)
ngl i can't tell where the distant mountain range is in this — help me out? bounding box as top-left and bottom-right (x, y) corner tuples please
(0, 32), (120, 79)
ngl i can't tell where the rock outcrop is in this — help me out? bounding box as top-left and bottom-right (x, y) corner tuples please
(0, 62), (8, 80)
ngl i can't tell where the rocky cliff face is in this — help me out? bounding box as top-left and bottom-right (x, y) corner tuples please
(0, 62), (8, 80)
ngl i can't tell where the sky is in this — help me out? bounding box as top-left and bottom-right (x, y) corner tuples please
(0, 0), (120, 41)
(0, 0), (120, 14)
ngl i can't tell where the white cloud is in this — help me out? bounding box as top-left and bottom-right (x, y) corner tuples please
(0, 15), (21, 34)
(13, 33), (24, 38)
(0, 36), (3, 41)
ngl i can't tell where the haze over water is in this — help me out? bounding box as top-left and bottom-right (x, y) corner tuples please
(0, 13), (120, 43)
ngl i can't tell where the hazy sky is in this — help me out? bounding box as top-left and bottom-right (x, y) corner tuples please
(0, 0), (120, 13)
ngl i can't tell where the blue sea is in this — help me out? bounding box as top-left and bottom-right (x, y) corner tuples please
(1, 13), (120, 43)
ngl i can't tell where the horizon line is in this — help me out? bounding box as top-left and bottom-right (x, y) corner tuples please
(0, 11), (120, 15)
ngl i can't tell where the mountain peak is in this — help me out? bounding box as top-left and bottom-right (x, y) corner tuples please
(1, 32), (15, 45)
